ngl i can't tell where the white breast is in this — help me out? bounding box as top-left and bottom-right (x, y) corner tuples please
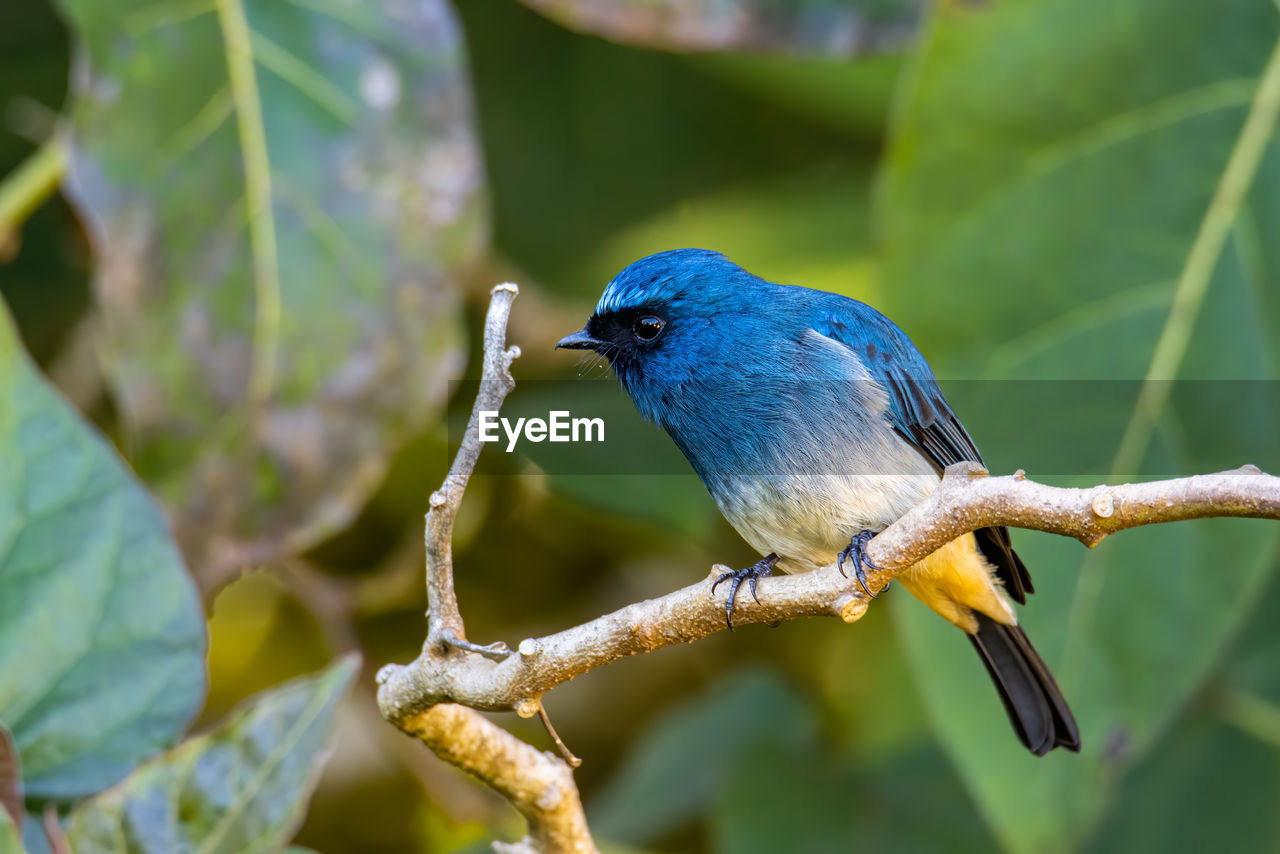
(715, 457), (939, 572)
(694, 327), (943, 571)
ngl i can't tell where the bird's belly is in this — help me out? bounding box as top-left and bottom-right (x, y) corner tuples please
(714, 469), (939, 572)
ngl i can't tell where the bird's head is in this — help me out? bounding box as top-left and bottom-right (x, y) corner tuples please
(557, 249), (755, 404)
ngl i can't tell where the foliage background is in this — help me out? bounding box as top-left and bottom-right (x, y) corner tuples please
(3, 0), (1280, 852)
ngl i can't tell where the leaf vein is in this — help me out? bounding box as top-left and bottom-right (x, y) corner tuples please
(215, 0), (282, 409)
(249, 29), (359, 126)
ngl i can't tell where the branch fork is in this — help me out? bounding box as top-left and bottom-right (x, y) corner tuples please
(377, 283), (1280, 854)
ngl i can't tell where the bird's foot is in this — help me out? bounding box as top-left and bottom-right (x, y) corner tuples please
(838, 530), (882, 598)
(711, 553), (778, 631)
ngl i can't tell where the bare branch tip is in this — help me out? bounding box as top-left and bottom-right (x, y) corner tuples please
(839, 596), (868, 623)
(536, 703), (582, 768)
(375, 663), (399, 686)
(492, 282), (520, 296)
(830, 593), (857, 619)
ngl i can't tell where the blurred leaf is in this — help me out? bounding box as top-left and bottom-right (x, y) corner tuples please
(516, 0), (923, 55)
(712, 740), (858, 854)
(698, 53), (903, 141)
(0, 809), (20, 854)
(65, 656), (358, 854)
(1223, 574), (1280, 704)
(203, 571), (331, 725)
(713, 742), (996, 854)
(1086, 712), (1280, 852)
(15, 820), (43, 854)
(55, 0), (485, 579)
(0, 303), (205, 802)
(457, 0), (865, 286)
(878, 0), (1280, 365)
(0, 0), (68, 169)
(588, 669), (818, 845)
(879, 0), (1280, 850)
(0, 728), (19, 835)
(548, 473), (717, 540)
(584, 164), (878, 302)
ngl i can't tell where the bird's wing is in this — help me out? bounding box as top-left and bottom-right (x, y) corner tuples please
(816, 310), (1033, 602)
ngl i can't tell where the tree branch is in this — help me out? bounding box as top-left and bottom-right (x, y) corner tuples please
(426, 282), (521, 651)
(381, 283), (596, 854)
(377, 282), (1280, 854)
(379, 462), (1280, 719)
(396, 704), (594, 854)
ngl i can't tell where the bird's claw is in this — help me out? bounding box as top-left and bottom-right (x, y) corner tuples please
(838, 530), (882, 599)
(711, 553), (778, 631)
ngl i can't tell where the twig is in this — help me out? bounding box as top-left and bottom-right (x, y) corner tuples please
(535, 701), (582, 768)
(426, 282), (521, 650)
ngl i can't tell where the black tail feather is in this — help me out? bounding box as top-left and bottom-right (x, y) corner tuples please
(967, 613), (1080, 756)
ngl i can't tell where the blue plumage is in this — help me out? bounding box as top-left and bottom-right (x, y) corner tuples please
(558, 248), (1079, 756)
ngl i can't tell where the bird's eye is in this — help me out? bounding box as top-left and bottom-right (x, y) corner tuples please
(632, 316), (665, 342)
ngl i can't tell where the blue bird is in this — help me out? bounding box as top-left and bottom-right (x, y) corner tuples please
(557, 248), (1080, 756)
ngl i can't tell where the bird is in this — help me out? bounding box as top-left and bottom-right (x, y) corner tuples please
(556, 248), (1080, 756)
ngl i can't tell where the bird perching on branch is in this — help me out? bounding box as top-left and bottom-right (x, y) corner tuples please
(558, 248), (1080, 756)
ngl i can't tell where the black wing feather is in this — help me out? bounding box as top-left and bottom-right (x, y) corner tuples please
(822, 316), (1033, 603)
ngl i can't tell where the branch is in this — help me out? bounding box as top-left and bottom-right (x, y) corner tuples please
(380, 283), (597, 854)
(396, 704), (594, 854)
(870, 462), (1280, 554)
(426, 282), (521, 650)
(378, 463), (1280, 718)
(377, 282), (1280, 853)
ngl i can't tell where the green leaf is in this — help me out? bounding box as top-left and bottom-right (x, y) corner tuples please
(879, 0), (1280, 365)
(515, 0), (923, 55)
(65, 655), (358, 854)
(582, 164), (879, 302)
(588, 669), (819, 845)
(698, 53), (904, 141)
(0, 809), (21, 854)
(0, 727), (20, 837)
(1087, 712), (1280, 853)
(55, 0), (484, 576)
(0, 303), (205, 802)
(712, 743), (996, 854)
(878, 1), (1280, 850)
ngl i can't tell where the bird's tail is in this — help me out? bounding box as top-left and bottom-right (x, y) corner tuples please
(967, 613), (1081, 756)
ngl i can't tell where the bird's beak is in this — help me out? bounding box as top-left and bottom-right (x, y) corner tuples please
(556, 328), (604, 351)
